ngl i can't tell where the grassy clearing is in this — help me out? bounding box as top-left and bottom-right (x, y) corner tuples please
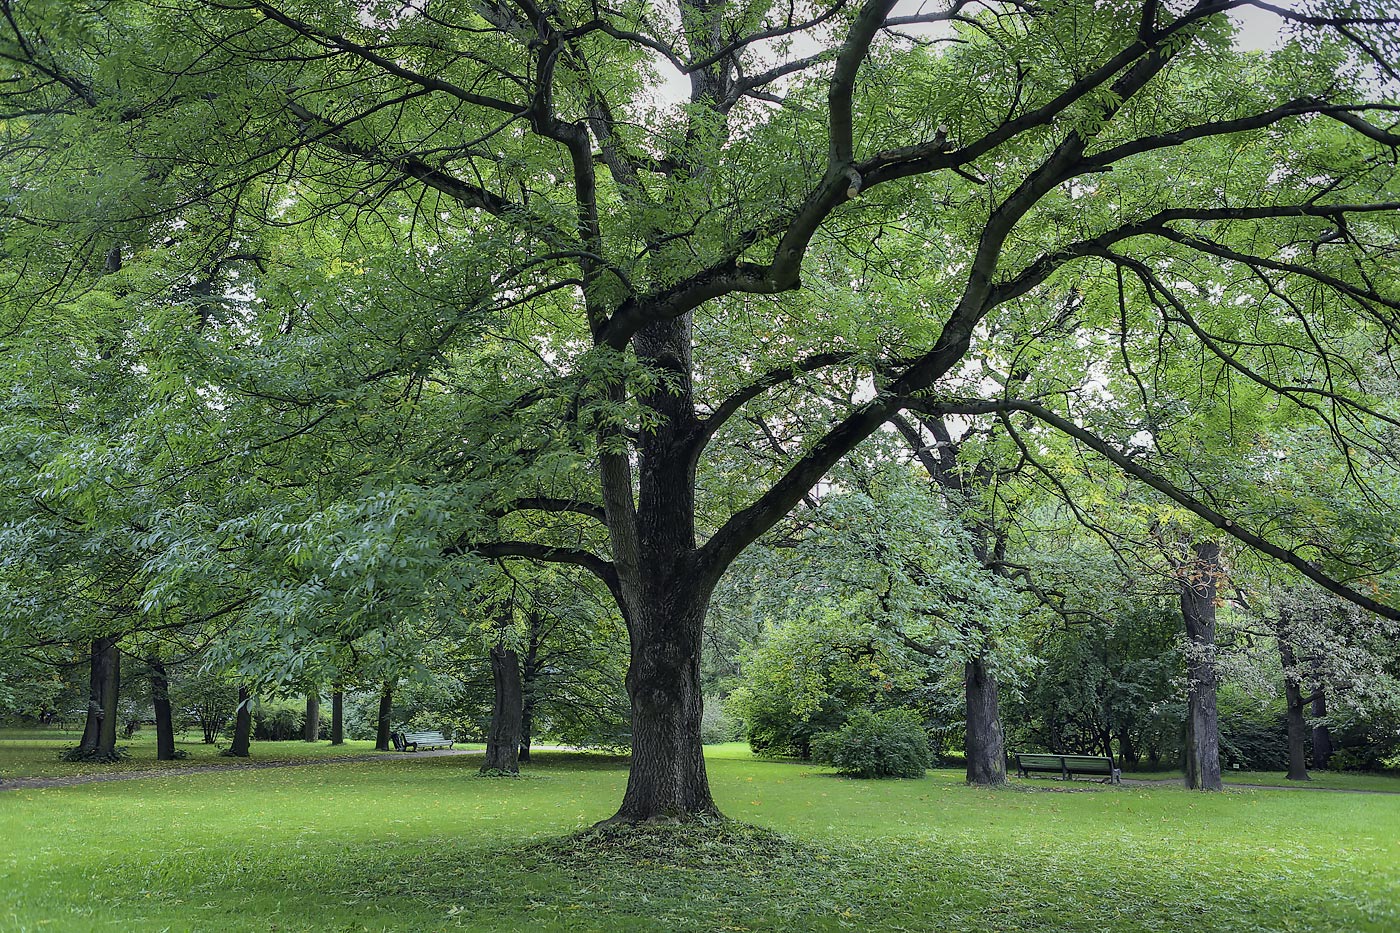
(1117, 766), (1400, 793)
(0, 730), (484, 780)
(1, 746), (1396, 932)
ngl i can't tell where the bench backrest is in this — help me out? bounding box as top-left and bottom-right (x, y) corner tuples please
(1017, 754), (1066, 770)
(1016, 752), (1114, 772)
(403, 731), (449, 743)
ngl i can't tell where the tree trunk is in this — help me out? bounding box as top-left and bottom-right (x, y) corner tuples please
(149, 658), (177, 761)
(1311, 688), (1334, 770)
(601, 317), (719, 823)
(965, 654), (1006, 785)
(1179, 541), (1223, 791)
(303, 693), (320, 742)
(519, 652), (537, 763)
(375, 683), (394, 751)
(1118, 726), (1138, 768)
(76, 638), (108, 755)
(330, 686), (344, 745)
(1278, 635), (1310, 781)
(484, 645), (524, 774)
(227, 686), (252, 757)
(93, 640), (121, 759)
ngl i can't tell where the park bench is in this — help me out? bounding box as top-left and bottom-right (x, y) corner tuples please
(1014, 752), (1120, 784)
(393, 730), (455, 752)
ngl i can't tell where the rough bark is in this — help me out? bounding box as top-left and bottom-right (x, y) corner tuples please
(227, 686), (252, 757)
(1179, 541), (1223, 791)
(484, 645), (524, 774)
(603, 317), (720, 822)
(519, 649), (537, 763)
(76, 638), (107, 755)
(303, 693), (320, 742)
(149, 658), (177, 761)
(1278, 635), (1310, 781)
(375, 683), (394, 751)
(96, 641), (121, 758)
(1311, 688), (1334, 770)
(964, 655), (1007, 785)
(330, 687), (344, 745)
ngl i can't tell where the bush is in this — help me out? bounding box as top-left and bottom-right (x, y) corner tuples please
(811, 708), (931, 778)
(700, 699), (742, 745)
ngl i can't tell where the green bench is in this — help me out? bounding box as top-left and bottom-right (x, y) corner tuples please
(1014, 752), (1120, 784)
(393, 730), (454, 752)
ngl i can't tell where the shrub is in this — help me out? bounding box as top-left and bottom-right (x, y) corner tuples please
(811, 708), (931, 778)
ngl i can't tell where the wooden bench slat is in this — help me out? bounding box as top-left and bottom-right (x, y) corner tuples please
(1013, 752), (1119, 784)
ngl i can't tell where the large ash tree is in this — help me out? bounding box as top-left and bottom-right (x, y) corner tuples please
(4, 0), (1400, 820)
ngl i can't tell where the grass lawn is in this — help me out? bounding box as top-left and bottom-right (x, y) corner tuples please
(0, 730), (485, 781)
(1, 744), (1396, 932)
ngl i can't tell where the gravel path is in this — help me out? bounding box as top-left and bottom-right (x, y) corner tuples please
(0, 747), (481, 792)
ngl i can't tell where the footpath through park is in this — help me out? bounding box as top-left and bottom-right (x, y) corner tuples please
(0, 746), (483, 792)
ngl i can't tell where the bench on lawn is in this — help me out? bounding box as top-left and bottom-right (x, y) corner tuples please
(1014, 752), (1120, 784)
(393, 730), (454, 752)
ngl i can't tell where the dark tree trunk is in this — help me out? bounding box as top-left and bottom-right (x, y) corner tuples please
(94, 641), (122, 758)
(1118, 726), (1138, 768)
(149, 658), (176, 761)
(484, 645), (524, 774)
(227, 686), (252, 757)
(519, 650), (537, 763)
(1278, 635), (1310, 781)
(330, 687), (344, 745)
(1311, 689), (1334, 770)
(77, 638), (108, 755)
(1178, 541), (1223, 791)
(601, 317), (719, 823)
(303, 693), (320, 742)
(965, 654), (1006, 785)
(614, 594), (715, 821)
(375, 683), (394, 751)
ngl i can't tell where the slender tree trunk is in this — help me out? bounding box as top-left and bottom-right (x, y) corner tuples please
(965, 654), (1006, 785)
(1278, 636), (1310, 781)
(375, 683), (394, 751)
(1311, 688), (1334, 770)
(303, 693), (320, 742)
(227, 686), (252, 757)
(1179, 541), (1223, 791)
(330, 686), (344, 746)
(484, 645), (524, 774)
(519, 653), (537, 763)
(149, 658), (176, 761)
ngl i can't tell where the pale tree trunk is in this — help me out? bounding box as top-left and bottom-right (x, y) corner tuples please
(149, 658), (177, 761)
(330, 687), (344, 746)
(375, 683), (394, 751)
(303, 693), (320, 742)
(483, 645), (524, 774)
(227, 686), (252, 757)
(1179, 541), (1223, 791)
(965, 656), (1006, 785)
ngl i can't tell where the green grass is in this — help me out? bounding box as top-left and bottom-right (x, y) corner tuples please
(1117, 766), (1400, 793)
(1, 746), (1397, 932)
(0, 730), (485, 780)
